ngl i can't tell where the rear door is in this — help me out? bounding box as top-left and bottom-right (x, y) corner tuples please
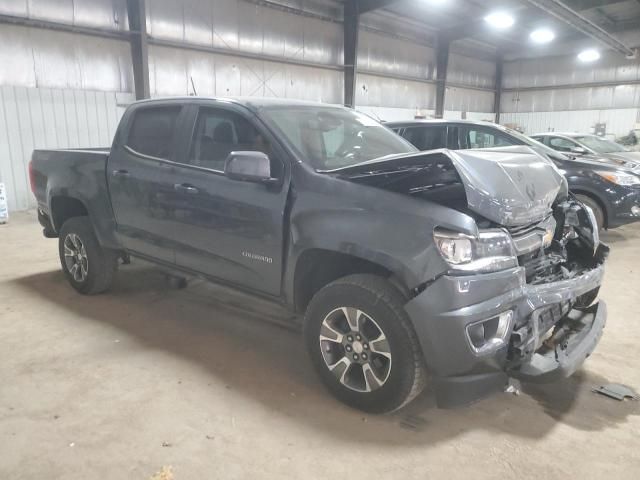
(164, 103), (290, 296)
(107, 103), (189, 263)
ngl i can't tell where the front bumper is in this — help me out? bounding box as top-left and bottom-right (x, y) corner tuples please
(404, 263), (606, 408)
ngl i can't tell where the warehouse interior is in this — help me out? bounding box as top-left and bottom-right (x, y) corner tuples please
(1, 1), (640, 479)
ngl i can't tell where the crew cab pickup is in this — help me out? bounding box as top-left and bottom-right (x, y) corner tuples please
(30, 97), (608, 413)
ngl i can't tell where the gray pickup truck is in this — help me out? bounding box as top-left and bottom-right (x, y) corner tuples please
(30, 97), (608, 413)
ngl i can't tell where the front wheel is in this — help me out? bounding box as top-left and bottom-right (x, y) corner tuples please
(304, 274), (427, 413)
(58, 217), (118, 295)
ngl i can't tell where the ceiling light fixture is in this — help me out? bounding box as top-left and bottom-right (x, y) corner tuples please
(484, 11), (515, 29)
(578, 49), (600, 62)
(530, 28), (555, 44)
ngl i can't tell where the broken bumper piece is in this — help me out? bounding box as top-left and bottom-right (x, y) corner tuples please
(510, 301), (606, 383)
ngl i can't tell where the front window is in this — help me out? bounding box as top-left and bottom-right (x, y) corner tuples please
(574, 135), (628, 154)
(259, 106), (416, 170)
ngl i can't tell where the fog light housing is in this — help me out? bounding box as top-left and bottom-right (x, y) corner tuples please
(466, 311), (514, 355)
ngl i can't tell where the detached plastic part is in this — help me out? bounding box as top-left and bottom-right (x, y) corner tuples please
(592, 384), (640, 401)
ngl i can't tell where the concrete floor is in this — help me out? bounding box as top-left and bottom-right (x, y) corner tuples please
(1, 211), (639, 480)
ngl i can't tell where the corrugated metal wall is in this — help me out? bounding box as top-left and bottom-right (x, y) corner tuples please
(500, 108), (640, 138)
(0, 0), (499, 212)
(0, 85), (134, 211)
(501, 53), (640, 137)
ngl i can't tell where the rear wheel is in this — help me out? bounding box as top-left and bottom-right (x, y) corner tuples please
(304, 274), (427, 413)
(575, 194), (605, 231)
(58, 217), (118, 295)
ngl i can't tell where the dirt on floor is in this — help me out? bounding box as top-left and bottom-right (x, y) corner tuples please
(1, 211), (639, 479)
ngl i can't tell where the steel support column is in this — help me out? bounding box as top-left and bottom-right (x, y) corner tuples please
(127, 0), (150, 100)
(343, 0), (360, 108)
(435, 35), (450, 119)
(493, 55), (503, 123)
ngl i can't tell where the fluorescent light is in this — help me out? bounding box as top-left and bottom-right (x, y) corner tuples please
(484, 11), (515, 29)
(578, 49), (600, 62)
(530, 28), (555, 44)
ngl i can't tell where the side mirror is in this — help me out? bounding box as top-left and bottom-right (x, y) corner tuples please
(571, 146), (587, 154)
(224, 151), (275, 184)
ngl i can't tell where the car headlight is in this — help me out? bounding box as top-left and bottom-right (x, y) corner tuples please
(433, 228), (518, 273)
(595, 171), (640, 186)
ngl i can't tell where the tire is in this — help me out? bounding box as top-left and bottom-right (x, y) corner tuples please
(58, 216), (118, 295)
(575, 194), (605, 231)
(304, 274), (427, 413)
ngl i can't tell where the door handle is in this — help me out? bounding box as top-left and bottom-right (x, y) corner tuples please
(174, 183), (199, 195)
(112, 169), (130, 178)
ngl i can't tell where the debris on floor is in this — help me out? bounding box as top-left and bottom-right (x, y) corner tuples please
(149, 466), (173, 480)
(161, 441), (172, 447)
(592, 384), (640, 401)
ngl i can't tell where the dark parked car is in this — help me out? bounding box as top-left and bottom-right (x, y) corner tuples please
(31, 98), (607, 413)
(388, 120), (640, 230)
(531, 132), (640, 167)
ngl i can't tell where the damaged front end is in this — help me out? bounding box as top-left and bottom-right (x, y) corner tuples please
(334, 146), (609, 406)
(505, 196), (608, 383)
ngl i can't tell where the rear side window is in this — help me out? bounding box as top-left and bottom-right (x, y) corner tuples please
(548, 137), (576, 152)
(458, 125), (520, 149)
(401, 126), (447, 151)
(127, 106), (181, 160)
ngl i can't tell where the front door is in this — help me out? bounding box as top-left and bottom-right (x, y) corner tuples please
(166, 105), (290, 296)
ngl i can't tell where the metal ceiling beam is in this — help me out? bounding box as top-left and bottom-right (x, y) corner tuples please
(0, 13), (128, 40)
(434, 34), (450, 119)
(126, 0), (150, 100)
(493, 55), (503, 123)
(344, 0), (360, 108)
(523, 0), (636, 57)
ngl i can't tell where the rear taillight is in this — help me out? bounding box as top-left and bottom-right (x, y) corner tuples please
(29, 161), (36, 193)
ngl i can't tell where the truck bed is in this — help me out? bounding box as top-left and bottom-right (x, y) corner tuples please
(30, 147), (118, 248)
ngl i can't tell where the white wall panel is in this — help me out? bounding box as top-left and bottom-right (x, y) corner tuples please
(0, 25), (132, 92)
(0, 0), (128, 30)
(500, 108), (640, 138)
(445, 87), (494, 113)
(0, 86), (134, 212)
(149, 45), (343, 103)
(448, 53), (495, 90)
(356, 74), (436, 110)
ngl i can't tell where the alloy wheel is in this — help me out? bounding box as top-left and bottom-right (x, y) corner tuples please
(319, 307), (392, 393)
(63, 233), (89, 282)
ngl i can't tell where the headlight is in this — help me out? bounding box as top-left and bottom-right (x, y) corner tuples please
(595, 171), (640, 186)
(433, 228), (518, 273)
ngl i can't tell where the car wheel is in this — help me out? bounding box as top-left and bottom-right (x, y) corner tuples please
(58, 217), (118, 295)
(304, 274), (427, 413)
(575, 194), (604, 231)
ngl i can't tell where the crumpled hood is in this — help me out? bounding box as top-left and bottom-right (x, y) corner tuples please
(331, 146), (565, 227)
(449, 146), (565, 226)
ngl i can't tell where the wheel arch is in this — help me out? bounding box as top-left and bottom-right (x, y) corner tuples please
(50, 195), (90, 232)
(292, 248), (408, 314)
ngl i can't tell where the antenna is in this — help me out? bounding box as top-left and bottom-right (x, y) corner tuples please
(190, 76), (198, 96)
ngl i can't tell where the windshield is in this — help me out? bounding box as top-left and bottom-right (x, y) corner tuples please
(259, 106), (416, 170)
(575, 135), (627, 154)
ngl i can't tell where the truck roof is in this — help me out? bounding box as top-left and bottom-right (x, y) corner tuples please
(129, 96), (344, 111)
